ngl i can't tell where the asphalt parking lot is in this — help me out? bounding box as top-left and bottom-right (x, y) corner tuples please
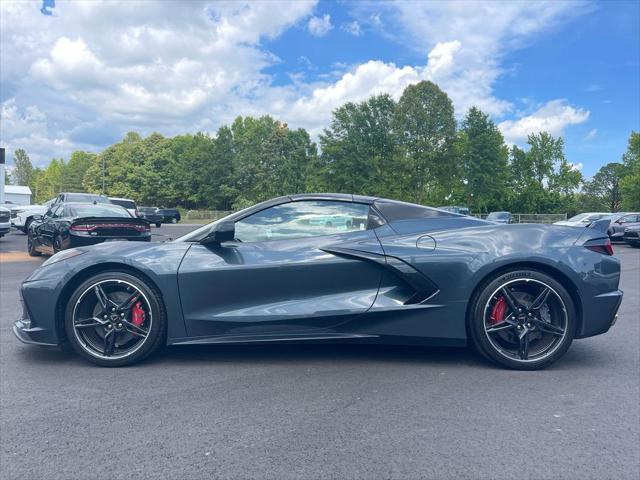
(1, 226), (639, 480)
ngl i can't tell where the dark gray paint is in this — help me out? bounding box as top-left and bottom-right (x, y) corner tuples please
(14, 194), (622, 351)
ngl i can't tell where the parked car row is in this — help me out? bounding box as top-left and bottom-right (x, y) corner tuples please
(8, 192), (181, 232)
(0, 206), (10, 238)
(27, 202), (151, 256)
(553, 211), (640, 248)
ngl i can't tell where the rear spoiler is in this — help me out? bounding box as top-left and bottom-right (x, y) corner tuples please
(586, 218), (611, 234)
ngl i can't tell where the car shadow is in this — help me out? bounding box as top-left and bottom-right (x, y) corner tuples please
(151, 342), (491, 368)
(15, 339), (608, 371)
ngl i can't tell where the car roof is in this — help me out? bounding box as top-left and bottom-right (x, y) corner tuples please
(61, 202), (127, 209)
(109, 196), (136, 202)
(288, 193), (378, 203)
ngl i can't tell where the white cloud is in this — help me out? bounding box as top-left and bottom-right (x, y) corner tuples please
(585, 128), (598, 140)
(1, 98), (75, 164)
(349, 1), (590, 117)
(498, 100), (590, 144)
(0, 0), (591, 167)
(341, 21), (362, 36)
(0, 0), (317, 165)
(308, 14), (333, 37)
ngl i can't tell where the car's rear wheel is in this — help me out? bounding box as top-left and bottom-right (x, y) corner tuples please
(64, 271), (166, 366)
(469, 269), (576, 370)
(27, 233), (41, 256)
(52, 235), (62, 254)
(171, 217), (177, 224)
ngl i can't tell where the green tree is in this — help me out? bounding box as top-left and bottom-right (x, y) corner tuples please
(583, 162), (627, 212)
(458, 107), (509, 212)
(316, 94), (397, 197)
(35, 159), (65, 200)
(11, 149), (34, 186)
(620, 131), (640, 210)
(509, 132), (578, 213)
(63, 151), (95, 192)
(393, 81), (457, 204)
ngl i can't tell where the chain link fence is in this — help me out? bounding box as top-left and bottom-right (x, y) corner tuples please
(474, 213), (567, 224)
(184, 210), (232, 221)
(184, 209), (567, 225)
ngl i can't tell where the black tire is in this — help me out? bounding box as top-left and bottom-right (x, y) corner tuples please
(24, 218), (32, 234)
(27, 233), (41, 257)
(52, 235), (62, 254)
(64, 271), (167, 367)
(155, 222), (161, 228)
(468, 269), (577, 370)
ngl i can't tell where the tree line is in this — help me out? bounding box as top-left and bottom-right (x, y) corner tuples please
(8, 81), (640, 213)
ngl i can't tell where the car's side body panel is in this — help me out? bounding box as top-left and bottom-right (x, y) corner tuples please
(177, 230), (385, 338)
(14, 195), (623, 355)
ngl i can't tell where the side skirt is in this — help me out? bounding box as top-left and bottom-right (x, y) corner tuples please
(169, 332), (378, 346)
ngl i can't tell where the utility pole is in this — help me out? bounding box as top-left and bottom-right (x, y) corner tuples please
(102, 154), (105, 194)
(0, 148), (5, 205)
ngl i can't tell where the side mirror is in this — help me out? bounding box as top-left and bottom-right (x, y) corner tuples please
(201, 221), (235, 245)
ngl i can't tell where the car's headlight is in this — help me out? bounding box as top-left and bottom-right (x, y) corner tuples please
(41, 248), (85, 267)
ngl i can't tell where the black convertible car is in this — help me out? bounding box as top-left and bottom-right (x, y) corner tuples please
(27, 202), (151, 256)
(14, 194), (622, 369)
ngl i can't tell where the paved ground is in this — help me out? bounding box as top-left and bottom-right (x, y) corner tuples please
(1, 226), (638, 479)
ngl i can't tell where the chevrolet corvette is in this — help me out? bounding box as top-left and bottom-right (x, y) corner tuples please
(14, 194), (622, 369)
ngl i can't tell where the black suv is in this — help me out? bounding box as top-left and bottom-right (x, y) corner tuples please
(156, 208), (181, 224)
(138, 207), (164, 227)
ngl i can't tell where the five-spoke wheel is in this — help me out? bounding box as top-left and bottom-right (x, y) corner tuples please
(64, 271), (166, 366)
(470, 270), (576, 370)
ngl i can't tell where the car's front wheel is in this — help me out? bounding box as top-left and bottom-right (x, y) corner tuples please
(469, 269), (576, 370)
(27, 233), (41, 257)
(64, 271), (166, 366)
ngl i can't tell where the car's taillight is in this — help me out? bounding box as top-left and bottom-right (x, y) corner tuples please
(584, 238), (614, 256)
(70, 224), (95, 232)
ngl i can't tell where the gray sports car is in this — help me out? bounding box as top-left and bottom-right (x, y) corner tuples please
(14, 194), (622, 369)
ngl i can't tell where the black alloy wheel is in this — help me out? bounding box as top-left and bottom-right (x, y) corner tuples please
(470, 269), (576, 370)
(64, 271), (166, 366)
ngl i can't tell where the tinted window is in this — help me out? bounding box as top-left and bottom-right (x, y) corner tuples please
(67, 205), (131, 218)
(375, 200), (455, 221)
(139, 207), (157, 214)
(110, 199), (136, 209)
(235, 201), (370, 242)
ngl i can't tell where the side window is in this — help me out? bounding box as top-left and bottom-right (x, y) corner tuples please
(235, 201), (371, 243)
(46, 206), (61, 218)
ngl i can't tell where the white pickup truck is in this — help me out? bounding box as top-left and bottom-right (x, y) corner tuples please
(10, 199), (54, 233)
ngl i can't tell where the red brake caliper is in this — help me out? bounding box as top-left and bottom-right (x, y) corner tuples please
(131, 301), (146, 327)
(490, 296), (507, 324)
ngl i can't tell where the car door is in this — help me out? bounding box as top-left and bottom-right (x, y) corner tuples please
(177, 200), (385, 338)
(34, 205), (62, 252)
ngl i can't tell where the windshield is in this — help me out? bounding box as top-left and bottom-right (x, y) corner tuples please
(487, 212), (509, 220)
(67, 193), (110, 203)
(566, 213), (591, 222)
(110, 199), (136, 209)
(139, 207), (157, 214)
(67, 205), (131, 218)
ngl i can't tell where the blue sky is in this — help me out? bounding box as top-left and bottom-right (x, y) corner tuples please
(1, 0), (638, 178)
